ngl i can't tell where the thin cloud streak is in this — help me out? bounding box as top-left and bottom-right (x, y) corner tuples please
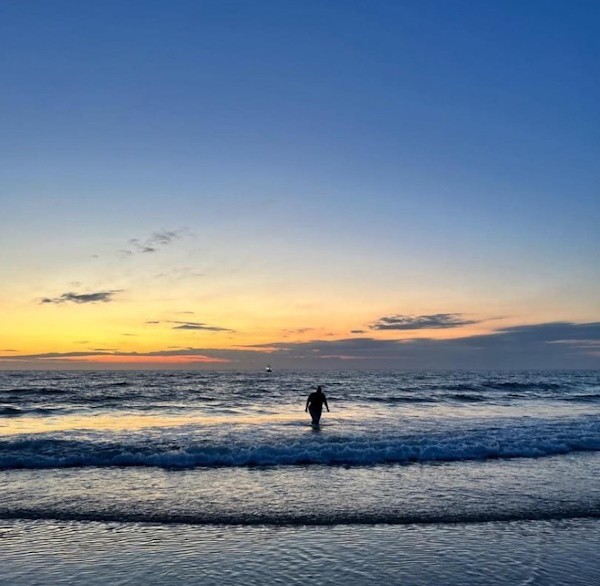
(371, 313), (479, 330)
(171, 321), (234, 332)
(145, 320), (234, 332)
(0, 349), (230, 364)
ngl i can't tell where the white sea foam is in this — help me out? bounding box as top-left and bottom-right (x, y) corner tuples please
(2, 416), (600, 469)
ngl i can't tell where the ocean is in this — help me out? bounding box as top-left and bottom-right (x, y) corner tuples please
(1, 370), (600, 584)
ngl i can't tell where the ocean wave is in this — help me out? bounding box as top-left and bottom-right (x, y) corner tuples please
(0, 406), (22, 416)
(1, 507), (599, 527)
(0, 387), (65, 395)
(365, 393), (484, 403)
(2, 419), (600, 470)
(367, 396), (437, 404)
(565, 394), (600, 403)
(0, 406), (62, 417)
(489, 382), (564, 391)
(106, 381), (132, 387)
(433, 384), (481, 392)
(447, 393), (484, 402)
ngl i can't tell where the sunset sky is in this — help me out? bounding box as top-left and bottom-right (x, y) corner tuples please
(1, 0), (598, 369)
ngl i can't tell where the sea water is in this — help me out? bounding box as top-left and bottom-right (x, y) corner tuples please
(1, 370), (600, 584)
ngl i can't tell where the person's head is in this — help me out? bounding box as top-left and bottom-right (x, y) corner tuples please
(316, 385), (322, 393)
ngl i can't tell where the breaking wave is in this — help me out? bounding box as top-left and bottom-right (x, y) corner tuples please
(2, 417), (600, 470)
(0, 406), (62, 417)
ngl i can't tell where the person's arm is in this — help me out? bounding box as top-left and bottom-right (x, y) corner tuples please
(324, 397), (330, 412)
(305, 396), (310, 412)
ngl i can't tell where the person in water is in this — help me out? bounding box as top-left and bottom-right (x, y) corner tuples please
(305, 385), (329, 425)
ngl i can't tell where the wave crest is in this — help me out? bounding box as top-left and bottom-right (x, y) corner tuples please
(2, 418), (600, 470)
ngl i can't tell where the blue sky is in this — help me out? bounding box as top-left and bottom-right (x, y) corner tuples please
(0, 0), (598, 369)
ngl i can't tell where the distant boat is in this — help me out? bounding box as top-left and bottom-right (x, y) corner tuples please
(265, 365), (272, 372)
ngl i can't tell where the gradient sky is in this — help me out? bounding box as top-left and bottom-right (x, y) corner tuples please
(1, 0), (599, 369)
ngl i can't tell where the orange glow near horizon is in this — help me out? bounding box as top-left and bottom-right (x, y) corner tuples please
(57, 355), (231, 364)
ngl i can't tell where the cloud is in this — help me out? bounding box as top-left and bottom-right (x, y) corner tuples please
(40, 290), (122, 304)
(146, 319), (232, 332)
(370, 313), (478, 330)
(170, 321), (234, 332)
(148, 230), (182, 245)
(1, 322), (598, 369)
(1, 351), (112, 359)
(246, 337), (404, 357)
(240, 321), (600, 368)
(489, 322), (600, 341)
(351, 330), (366, 334)
(0, 349), (229, 365)
(130, 241), (157, 253)
(122, 229), (188, 256)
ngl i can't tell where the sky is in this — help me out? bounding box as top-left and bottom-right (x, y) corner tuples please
(0, 0), (598, 370)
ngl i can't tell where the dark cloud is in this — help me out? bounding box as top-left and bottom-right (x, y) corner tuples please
(241, 321), (600, 369)
(351, 330), (366, 334)
(246, 337), (404, 357)
(371, 313), (478, 330)
(1, 322), (598, 370)
(490, 322), (600, 341)
(40, 290), (121, 304)
(171, 321), (234, 332)
(145, 321), (161, 324)
(1, 349), (17, 352)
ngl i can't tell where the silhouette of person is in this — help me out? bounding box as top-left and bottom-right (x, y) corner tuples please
(305, 385), (329, 425)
